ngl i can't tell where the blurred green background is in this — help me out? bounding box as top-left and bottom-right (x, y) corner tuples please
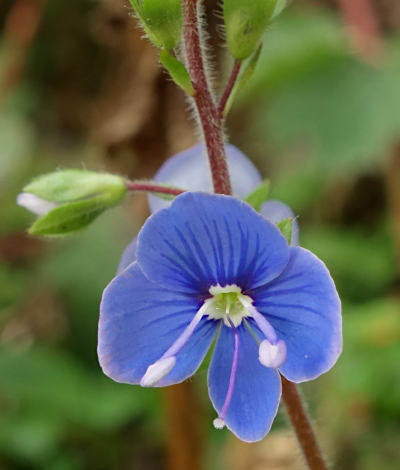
(0, 1), (399, 469)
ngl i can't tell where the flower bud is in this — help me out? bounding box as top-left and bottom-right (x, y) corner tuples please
(18, 170), (127, 235)
(224, 0), (279, 60)
(129, 0), (182, 50)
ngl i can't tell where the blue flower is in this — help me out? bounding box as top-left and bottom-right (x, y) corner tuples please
(98, 192), (342, 442)
(117, 144), (299, 272)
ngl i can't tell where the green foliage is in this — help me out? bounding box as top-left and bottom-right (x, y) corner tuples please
(159, 50), (195, 96)
(129, 0), (182, 50)
(242, 8), (400, 173)
(0, 346), (159, 464)
(301, 227), (397, 302)
(0, 114), (34, 185)
(265, 58), (400, 172)
(223, 0), (279, 60)
(325, 298), (400, 417)
(0, 265), (27, 310)
(244, 180), (270, 211)
(243, 8), (348, 94)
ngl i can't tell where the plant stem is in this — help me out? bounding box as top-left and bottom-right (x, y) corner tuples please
(125, 181), (184, 196)
(181, 0), (232, 195)
(218, 60), (241, 117)
(164, 383), (203, 470)
(281, 376), (328, 470)
(337, 0), (381, 60)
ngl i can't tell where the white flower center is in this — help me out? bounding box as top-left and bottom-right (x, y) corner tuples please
(203, 284), (252, 327)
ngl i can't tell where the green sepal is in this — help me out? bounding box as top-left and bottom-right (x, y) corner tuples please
(151, 191), (177, 201)
(28, 196), (111, 236)
(129, 0), (182, 50)
(272, 0), (288, 20)
(245, 180), (270, 211)
(277, 218), (293, 244)
(223, 44), (262, 116)
(23, 170), (127, 205)
(159, 50), (195, 96)
(224, 0), (279, 60)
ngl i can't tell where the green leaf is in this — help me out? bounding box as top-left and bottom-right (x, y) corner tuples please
(224, 0), (279, 59)
(265, 57), (400, 173)
(244, 180), (270, 211)
(277, 218), (292, 243)
(301, 227), (397, 302)
(242, 8), (349, 97)
(159, 50), (195, 96)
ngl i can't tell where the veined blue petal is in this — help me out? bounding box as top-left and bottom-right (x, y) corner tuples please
(249, 247), (342, 383)
(117, 236), (137, 274)
(116, 199), (296, 276)
(98, 263), (218, 386)
(261, 199), (299, 245)
(137, 192), (290, 294)
(208, 325), (281, 442)
(148, 144), (262, 212)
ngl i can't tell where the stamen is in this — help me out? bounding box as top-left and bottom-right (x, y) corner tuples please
(240, 298), (287, 369)
(213, 321), (240, 429)
(140, 305), (206, 387)
(239, 299), (278, 344)
(140, 356), (176, 387)
(213, 417), (225, 429)
(259, 339), (287, 369)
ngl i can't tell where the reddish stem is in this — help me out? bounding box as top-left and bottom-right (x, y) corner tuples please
(1, 0), (46, 101)
(125, 181), (184, 196)
(181, 0), (232, 195)
(218, 60), (241, 117)
(281, 377), (328, 470)
(337, 0), (381, 60)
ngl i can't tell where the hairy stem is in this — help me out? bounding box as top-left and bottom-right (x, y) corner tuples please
(218, 60), (241, 117)
(281, 377), (328, 470)
(181, 0), (232, 195)
(125, 181), (184, 196)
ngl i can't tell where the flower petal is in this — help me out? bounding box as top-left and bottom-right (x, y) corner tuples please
(98, 263), (218, 386)
(250, 247), (342, 383)
(208, 324), (281, 442)
(117, 236), (137, 274)
(148, 144), (262, 212)
(261, 199), (299, 245)
(137, 192), (290, 294)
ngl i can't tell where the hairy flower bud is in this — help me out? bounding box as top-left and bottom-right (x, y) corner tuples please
(17, 170), (127, 235)
(224, 0), (279, 60)
(129, 0), (182, 50)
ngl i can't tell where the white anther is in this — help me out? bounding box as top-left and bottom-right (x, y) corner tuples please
(17, 193), (59, 216)
(213, 418), (226, 430)
(140, 356), (176, 387)
(258, 339), (287, 369)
